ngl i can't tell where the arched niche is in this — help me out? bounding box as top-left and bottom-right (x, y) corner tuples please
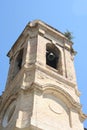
(13, 48), (24, 77)
(46, 43), (62, 75)
(41, 89), (71, 129)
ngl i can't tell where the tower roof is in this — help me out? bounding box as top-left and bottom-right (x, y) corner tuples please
(7, 20), (73, 57)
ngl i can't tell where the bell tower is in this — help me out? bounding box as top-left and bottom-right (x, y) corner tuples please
(0, 20), (86, 130)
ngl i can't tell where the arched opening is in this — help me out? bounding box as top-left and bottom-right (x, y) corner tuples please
(42, 89), (70, 129)
(16, 49), (23, 70)
(46, 43), (61, 71)
(13, 48), (24, 76)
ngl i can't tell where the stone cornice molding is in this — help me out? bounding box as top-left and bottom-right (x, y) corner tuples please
(35, 63), (80, 97)
(29, 20), (72, 44)
(34, 82), (81, 109)
(35, 63), (76, 88)
(7, 20), (73, 58)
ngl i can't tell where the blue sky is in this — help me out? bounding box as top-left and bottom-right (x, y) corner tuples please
(0, 0), (87, 128)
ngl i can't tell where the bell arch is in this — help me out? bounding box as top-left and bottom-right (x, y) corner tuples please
(46, 43), (62, 75)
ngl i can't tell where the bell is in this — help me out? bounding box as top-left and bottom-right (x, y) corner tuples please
(48, 52), (55, 61)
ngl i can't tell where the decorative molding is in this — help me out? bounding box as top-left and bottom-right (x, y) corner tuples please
(2, 100), (16, 128)
(38, 28), (45, 36)
(49, 103), (63, 115)
(35, 63), (76, 88)
(34, 82), (87, 122)
(0, 94), (17, 113)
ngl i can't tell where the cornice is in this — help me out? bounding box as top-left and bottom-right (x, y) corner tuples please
(34, 82), (81, 108)
(29, 20), (72, 43)
(35, 63), (76, 88)
(7, 19), (73, 58)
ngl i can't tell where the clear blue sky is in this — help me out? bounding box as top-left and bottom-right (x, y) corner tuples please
(0, 0), (87, 128)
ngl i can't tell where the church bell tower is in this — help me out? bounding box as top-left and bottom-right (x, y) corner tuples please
(0, 20), (86, 130)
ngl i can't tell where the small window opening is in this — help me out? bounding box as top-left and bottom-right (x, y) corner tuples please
(46, 50), (58, 69)
(13, 49), (24, 77)
(16, 49), (23, 70)
(46, 43), (60, 70)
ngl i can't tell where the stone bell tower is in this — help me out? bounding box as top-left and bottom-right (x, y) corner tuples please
(0, 20), (86, 130)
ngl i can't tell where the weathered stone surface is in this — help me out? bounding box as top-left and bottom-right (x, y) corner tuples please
(0, 20), (86, 130)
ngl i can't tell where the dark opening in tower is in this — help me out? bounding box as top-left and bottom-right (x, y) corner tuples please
(46, 43), (60, 70)
(13, 48), (24, 77)
(16, 49), (23, 70)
